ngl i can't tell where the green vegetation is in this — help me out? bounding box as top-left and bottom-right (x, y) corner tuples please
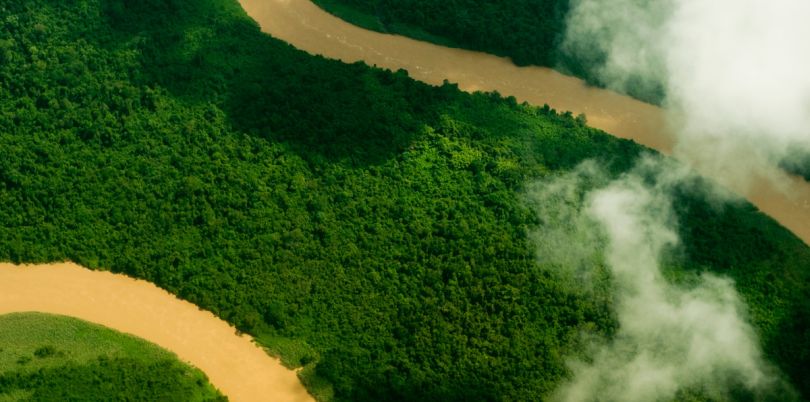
(312, 0), (569, 67)
(0, 0), (808, 401)
(781, 148), (810, 181)
(312, 0), (665, 103)
(0, 313), (225, 401)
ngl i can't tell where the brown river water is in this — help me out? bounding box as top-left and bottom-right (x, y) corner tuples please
(0, 2), (806, 402)
(0, 262), (314, 402)
(238, 0), (810, 245)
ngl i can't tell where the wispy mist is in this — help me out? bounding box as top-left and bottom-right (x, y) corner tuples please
(529, 159), (787, 401)
(524, 161), (607, 286)
(563, 0), (810, 193)
(543, 2), (810, 398)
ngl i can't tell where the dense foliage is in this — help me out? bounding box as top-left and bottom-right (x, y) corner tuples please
(781, 149), (810, 181)
(312, 0), (667, 103)
(0, 313), (225, 401)
(312, 0), (568, 67)
(0, 0), (807, 401)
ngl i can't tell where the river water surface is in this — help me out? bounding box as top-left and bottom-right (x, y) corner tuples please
(237, 0), (810, 244)
(0, 263), (313, 402)
(0, 3), (806, 401)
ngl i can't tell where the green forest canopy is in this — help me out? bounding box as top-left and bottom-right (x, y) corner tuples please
(0, 0), (808, 400)
(0, 312), (225, 401)
(312, 0), (665, 103)
(314, 0), (808, 170)
(312, 0), (569, 67)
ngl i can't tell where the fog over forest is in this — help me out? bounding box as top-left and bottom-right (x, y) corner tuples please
(564, 0), (810, 192)
(551, 0), (810, 399)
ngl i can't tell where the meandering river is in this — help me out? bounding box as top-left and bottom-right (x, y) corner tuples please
(238, 0), (810, 244)
(0, 3), (806, 401)
(0, 262), (313, 402)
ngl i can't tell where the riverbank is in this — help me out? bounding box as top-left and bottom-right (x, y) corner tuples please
(0, 262), (313, 402)
(236, 0), (809, 244)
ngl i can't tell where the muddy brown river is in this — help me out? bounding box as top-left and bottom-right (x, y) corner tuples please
(0, 263), (314, 402)
(238, 0), (810, 245)
(0, 2), (806, 401)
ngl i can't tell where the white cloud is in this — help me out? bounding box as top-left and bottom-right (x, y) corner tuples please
(564, 0), (810, 192)
(529, 159), (785, 401)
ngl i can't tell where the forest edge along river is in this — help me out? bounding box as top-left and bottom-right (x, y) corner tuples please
(0, 262), (314, 402)
(0, 2), (807, 402)
(238, 0), (810, 245)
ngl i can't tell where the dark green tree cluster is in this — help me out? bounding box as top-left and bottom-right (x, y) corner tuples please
(312, 0), (666, 103)
(780, 148), (810, 182)
(0, 357), (226, 402)
(0, 0), (808, 400)
(313, 0), (569, 67)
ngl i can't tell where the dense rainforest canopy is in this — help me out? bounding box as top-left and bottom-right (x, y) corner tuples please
(0, 313), (224, 401)
(0, 0), (808, 401)
(313, 0), (568, 67)
(314, 0), (810, 173)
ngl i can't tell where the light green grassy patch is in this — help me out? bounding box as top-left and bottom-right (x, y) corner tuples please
(0, 313), (225, 401)
(256, 334), (319, 369)
(0, 313), (176, 372)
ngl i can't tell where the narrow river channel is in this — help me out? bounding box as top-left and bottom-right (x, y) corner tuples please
(237, 0), (810, 244)
(0, 3), (806, 401)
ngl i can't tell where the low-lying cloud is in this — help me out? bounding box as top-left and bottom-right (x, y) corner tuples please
(563, 0), (810, 193)
(544, 1), (810, 398)
(528, 159), (787, 401)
